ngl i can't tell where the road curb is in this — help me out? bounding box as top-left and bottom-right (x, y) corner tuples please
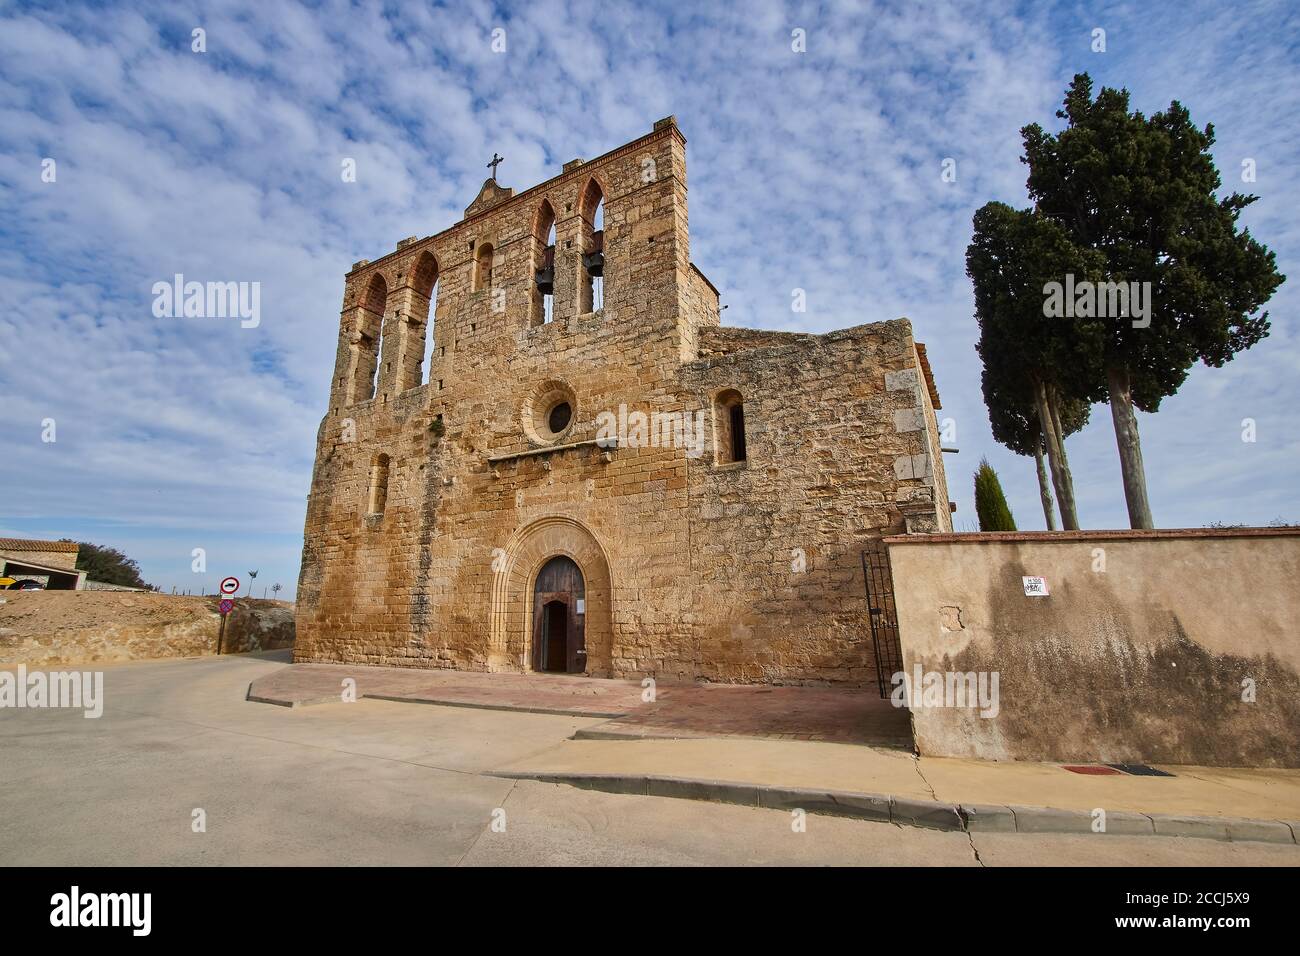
(364, 694), (626, 719)
(245, 684), (338, 708)
(490, 770), (1300, 845)
(244, 683), (627, 718)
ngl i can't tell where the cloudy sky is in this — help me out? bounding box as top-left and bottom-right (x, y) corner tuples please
(1, 0), (1296, 595)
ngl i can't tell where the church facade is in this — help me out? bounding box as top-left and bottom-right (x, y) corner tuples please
(295, 117), (951, 686)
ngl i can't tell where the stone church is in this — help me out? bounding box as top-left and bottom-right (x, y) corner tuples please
(295, 117), (951, 686)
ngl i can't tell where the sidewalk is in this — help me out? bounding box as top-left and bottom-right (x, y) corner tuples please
(247, 662), (1300, 843)
(247, 662), (912, 746)
(247, 661), (646, 717)
(491, 736), (1300, 843)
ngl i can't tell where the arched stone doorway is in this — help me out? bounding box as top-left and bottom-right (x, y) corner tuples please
(488, 516), (612, 675)
(532, 555), (585, 673)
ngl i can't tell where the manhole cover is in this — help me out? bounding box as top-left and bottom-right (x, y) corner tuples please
(1108, 763), (1175, 777)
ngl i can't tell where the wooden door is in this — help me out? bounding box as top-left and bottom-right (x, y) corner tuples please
(531, 556), (586, 673)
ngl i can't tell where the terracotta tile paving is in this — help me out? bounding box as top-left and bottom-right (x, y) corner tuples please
(583, 683), (914, 748)
(247, 662), (654, 717)
(246, 663), (913, 747)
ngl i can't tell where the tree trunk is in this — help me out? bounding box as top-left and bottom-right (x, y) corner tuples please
(1106, 365), (1154, 529)
(1045, 386), (1080, 528)
(1034, 441), (1057, 530)
(1032, 378), (1079, 530)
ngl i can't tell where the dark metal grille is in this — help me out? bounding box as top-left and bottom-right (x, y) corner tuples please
(861, 541), (903, 699)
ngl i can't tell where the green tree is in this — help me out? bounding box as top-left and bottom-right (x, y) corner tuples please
(968, 201), (1105, 529)
(63, 540), (150, 589)
(974, 458), (1017, 532)
(1022, 74), (1285, 528)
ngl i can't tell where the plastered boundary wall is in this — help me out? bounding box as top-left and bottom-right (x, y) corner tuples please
(885, 528), (1300, 768)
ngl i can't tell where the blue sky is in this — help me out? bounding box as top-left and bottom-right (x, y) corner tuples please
(1, 0), (1297, 595)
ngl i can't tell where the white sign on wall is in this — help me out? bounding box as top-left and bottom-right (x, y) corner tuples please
(576, 599), (586, 615)
(1022, 576), (1049, 597)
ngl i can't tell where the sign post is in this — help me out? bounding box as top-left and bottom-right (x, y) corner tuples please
(217, 577), (240, 654)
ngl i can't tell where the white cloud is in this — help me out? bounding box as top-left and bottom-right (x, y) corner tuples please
(1, 0), (1296, 593)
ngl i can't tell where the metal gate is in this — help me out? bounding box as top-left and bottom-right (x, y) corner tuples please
(861, 541), (903, 699)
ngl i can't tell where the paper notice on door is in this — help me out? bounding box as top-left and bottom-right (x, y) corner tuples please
(576, 598), (585, 614)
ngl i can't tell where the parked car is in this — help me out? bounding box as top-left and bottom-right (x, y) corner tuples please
(7, 579), (46, 590)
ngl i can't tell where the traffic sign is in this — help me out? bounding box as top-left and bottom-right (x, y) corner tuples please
(219, 576), (240, 595)
(219, 599), (234, 616)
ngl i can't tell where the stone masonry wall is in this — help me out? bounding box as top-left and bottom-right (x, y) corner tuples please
(679, 320), (947, 683)
(295, 118), (949, 687)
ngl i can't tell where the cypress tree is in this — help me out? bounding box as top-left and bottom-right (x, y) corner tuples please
(974, 458), (1017, 532)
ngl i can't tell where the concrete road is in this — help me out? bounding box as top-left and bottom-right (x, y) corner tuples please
(2, 653), (1298, 867)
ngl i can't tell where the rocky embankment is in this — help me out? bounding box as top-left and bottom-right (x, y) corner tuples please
(0, 590), (294, 665)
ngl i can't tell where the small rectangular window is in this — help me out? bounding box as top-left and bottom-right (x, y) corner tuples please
(730, 404), (747, 462)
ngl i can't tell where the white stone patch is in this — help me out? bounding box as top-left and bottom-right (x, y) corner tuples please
(894, 453), (932, 481)
(884, 368), (919, 392)
(893, 407), (925, 433)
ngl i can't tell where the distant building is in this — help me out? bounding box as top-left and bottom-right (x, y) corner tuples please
(0, 538), (86, 590)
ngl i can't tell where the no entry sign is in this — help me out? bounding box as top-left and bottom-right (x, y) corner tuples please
(219, 576), (240, 595)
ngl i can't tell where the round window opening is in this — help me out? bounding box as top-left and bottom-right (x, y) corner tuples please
(523, 380), (578, 445)
(548, 401), (572, 434)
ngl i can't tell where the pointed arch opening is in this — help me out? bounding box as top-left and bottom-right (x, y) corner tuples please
(351, 272), (388, 403)
(531, 199), (557, 326)
(578, 178), (605, 314)
(408, 251), (439, 387)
